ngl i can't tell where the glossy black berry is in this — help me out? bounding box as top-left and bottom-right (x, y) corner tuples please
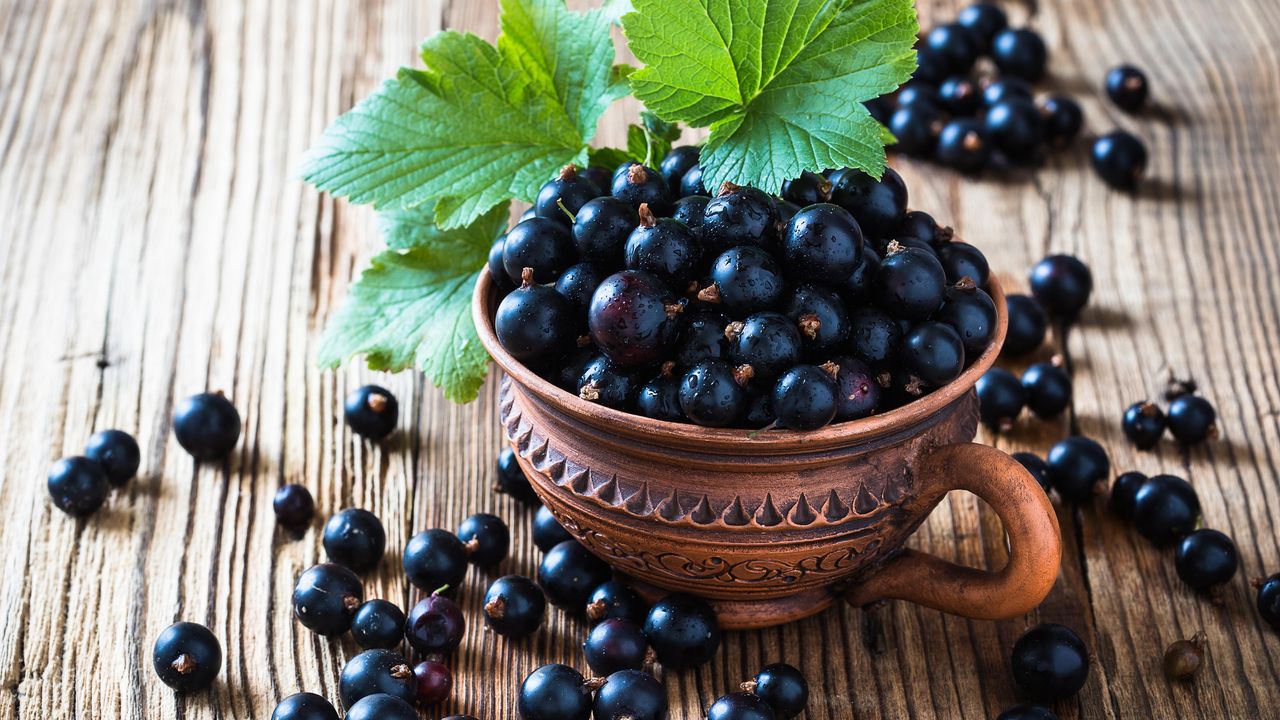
(680, 360), (750, 427)
(406, 589), (466, 656)
(503, 217), (575, 284)
(902, 321), (966, 387)
(352, 599), (406, 651)
(889, 105), (943, 157)
(1010, 623), (1089, 700)
(84, 429), (140, 485)
(1030, 254), (1093, 318)
(47, 456), (109, 516)
(676, 311), (730, 366)
(744, 392), (777, 426)
(1013, 452), (1053, 494)
(1122, 401), (1166, 449)
(587, 580), (649, 625)
(496, 271), (575, 362)
(984, 99), (1044, 162)
(457, 512), (510, 567)
(343, 385), (398, 440)
(489, 236), (512, 289)
(593, 669), (667, 720)
(977, 368), (1026, 431)
(574, 197), (640, 266)
(680, 164), (709, 197)
(992, 28), (1047, 82)
(533, 504), (574, 552)
(1091, 131), (1147, 190)
(1109, 471), (1147, 519)
(414, 658), (453, 707)
(1256, 573), (1280, 631)
(997, 705), (1058, 720)
(576, 355), (643, 410)
(581, 166), (613, 193)
(938, 76), (981, 116)
(642, 593), (722, 670)
(153, 622), (222, 692)
(729, 312), (804, 384)
(555, 261), (607, 313)
(625, 204), (700, 285)
(1002, 294), (1047, 356)
(780, 171), (831, 206)
(273, 484), (315, 531)
(782, 203), (864, 284)
(292, 563), (363, 635)
(483, 574), (546, 638)
(828, 166), (907, 239)
(340, 649), (416, 708)
(672, 195), (710, 228)
(771, 365), (838, 430)
(896, 82), (941, 111)
(518, 664), (593, 720)
(704, 245), (786, 315)
(748, 663), (808, 720)
(1021, 362), (1071, 418)
(1167, 394), (1217, 444)
(701, 184), (781, 256)
(589, 270), (684, 367)
(612, 164), (671, 215)
(1105, 65), (1149, 112)
(1039, 95), (1083, 148)
(536, 165), (601, 224)
(496, 447), (539, 506)
(936, 241), (989, 287)
(937, 118), (990, 172)
(708, 692), (777, 720)
(876, 244), (946, 320)
(584, 618), (649, 675)
(403, 529), (469, 592)
(345, 694), (417, 720)
(926, 23), (979, 75)
(847, 307), (902, 365)
(173, 392), (241, 461)
(539, 539), (612, 610)
(322, 508), (385, 574)
(983, 77), (1034, 108)
(840, 249), (880, 304)
(913, 45), (948, 85)
(270, 692), (339, 720)
(937, 281), (997, 353)
(782, 285), (848, 353)
(636, 364), (685, 422)
(1132, 474), (1201, 545)
(957, 2), (1008, 50)
(660, 146), (701, 188)
(827, 356), (881, 421)
(1175, 528), (1238, 593)
(1046, 436), (1109, 503)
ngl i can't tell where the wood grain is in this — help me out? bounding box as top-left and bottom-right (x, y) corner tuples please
(0, 0), (1277, 718)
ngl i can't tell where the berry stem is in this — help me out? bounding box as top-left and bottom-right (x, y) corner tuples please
(556, 198), (577, 223)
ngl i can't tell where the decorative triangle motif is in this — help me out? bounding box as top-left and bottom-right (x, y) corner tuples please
(656, 489), (683, 521)
(722, 497), (750, 526)
(513, 426), (534, 453)
(690, 495), (716, 524)
(789, 493), (817, 526)
(853, 485), (878, 514)
(624, 483), (655, 515)
(821, 490), (849, 522)
(755, 494), (783, 526)
(593, 475), (624, 506)
(543, 457), (566, 479)
(565, 468), (591, 494)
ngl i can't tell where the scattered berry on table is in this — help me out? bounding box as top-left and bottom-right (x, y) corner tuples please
(1021, 361), (1072, 418)
(984, 99), (1044, 163)
(518, 664), (595, 720)
(1046, 436), (1110, 503)
(1010, 623), (1090, 700)
(1166, 394), (1217, 444)
(483, 575), (546, 638)
(1105, 65), (1150, 113)
(405, 589), (466, 656)
(584, 618), (650, 675)
(272, 484), (315, 532)
(403, 529), (469, 592)
(539, 539), (612, 610)
(643, 593), (722, 670)
(1029, 254), (1093, 318)
(152, 622), (222, 692)
(1163, 632), (1207, 682)
(1012, 452), (1053, 494)
(992, 28), (1048, 81)
(536, 165), (601, 223)
(84, 429), (140, 485)
(502, 217), (576, 284)
(983, 77), (1034, 108)
(889, 105), (943, 157)
(496, 268), (575, 362)
(495, 446), (538, 506)
(939, 76), (981, 116)
(322, 508), (386, 574)
(291, 563), (363, 636)
(936, 118), (991, 172)
(47, 456), (109, 517)
(1092, 130), (1148, 190)
(593, 669), (667, 720)
(956, 2), (1008, 51)
(351, 599), (406, 651)
(343, 385), (398, 440)
(977, 368), (1026, 431)
(588, 270), (685, 367)
(1254, 573), (1280, 631)
(1132, 474), (1201, 545)
(533, 505), (574, 553)
(996, 706), (1059, 720)
(925, 24), (979, 77)
(270, 692), (339, 720)
(1108, 471), (1148, 519)
(344, 693), (417, 720)
(772, 365), (839, 430)
(587, 580), (649, 626)
(413, 658), (453, 707)
(173, 391), (241, 461)
(707, 691), (778, 720)
(745, 663), (809, 720)
(1002, 294), (1047, 357)
(340, 648), (416, 708)
(1122, 401), (1166, 449)
(457, 512), (510, 567)
(1038, 95), (1084, 148)
(1175, 529), (1239, 593)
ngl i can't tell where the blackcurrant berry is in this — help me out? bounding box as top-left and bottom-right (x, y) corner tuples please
(729, 312), (804, 384)
(926, 23), (979, 75)
(913, 46), (948, 85)
(840, 249), (881, 305)
(403, 529), (469, 592)
(747, 662), (808, 720)
(84, 429), (140, 485)
(483, 574), (547, 638)
(772, 364), (838, 430)
(781, 203), (864, 284)
(1091, 130), (1147, 190)
(707, 692), (777, 720)
(413, 658), (453, 707)
(660, 146), (701, 189)
(270, 692), (339, 720)
(405, 589), (466, 656)
(292, 563), (363, 635)
(1021, 362), (1071, 418)
(577, 355), (643, 410)
(826, 356), (881, 421)
(323, 508), (386, 573)
(1002, 294), (1047, 356)
(889, 105), (943, 157)
(153, 622), (222, 692)
(937, 242), (989, 287)
(343, 385), (397, 440)
(589, 270), (684, 367)
(902, 321), (966, 387)
(581, 166), (613, 193)
(847, 307), (902, 366)
(540, 539), (612, 610)
(587, 580), (649, 625)
(984, 98), (1044, 163)
(701, 184), (781, 255)
(352, 599), (406, 650)
(345, 694), (417, 720)
(744, 391), (777, 427)
(47, 456), (109, 516)
(1255, 573), (1280, 631)
(612, 164), (671, 215)
(496, 447), (539, 506)
(536, 165), (601, 224)
(680, 164), (708, 196)
(983, 77), (1034, 108)
(1012, 452), (1053, 494)
(898, 210), (950, 246)
(676, 311), (730, 366)
(1132, 474), (1201, 545)
(574, 197), (640, 266)
(1046, 436), (1109, 502)
(1105, 65), (1149, 113)
(1175, 528), (1239, 593)
(496, 269), (575, 362)
(1039, 95), (1083, 148)
(593, 669), (667, 720)
(518, 664), (594, 720)
(671, 195), (710, 229)
(937, 118), (991, 172)
(977, 368), (1026, 431)
(173, 392), (241, 461)
(1163, 633), (1207, 682)
(957, 2), (1008, 50)
(937, 281), (997, 353)
(680, 360), (749, 427)
(636, 363), (685, 422)
(996, 705), (1058, 720)
(897, 82), (942, 112)
(876, 243), (946, 319)
(1010, 623), (1089, 700)
(457, 512), (510, 567)
(533, 504), (574, 553)
(703, 245), (786, 315)
(1166, 394), (1217, 444)
(490, 236), (513, 290)
(780, 171), (831, 206)
(783, 284), (850, 352)
(340, 649), (416, 708)
(555, 262), (607, 313)
(992, 28), (1048, 82)
(642, 593), (722, 669)
(828, 166), (907, 239)
(939, 76), (981, 116)
(273, 484), (315, 532)
(503, 217), (575, 284)
(1029, 254), (1093, 317)
(584, 617), (650, 675)
(625, 204), (700, 285)
(1109, 471), (1147, 519)
(1122, 401), (1166, 449)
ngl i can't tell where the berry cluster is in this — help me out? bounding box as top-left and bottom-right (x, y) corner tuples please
(1122, 389), (1218, 449)
(705, 663), (809, 720)
(46, 429), (141, 517)
(976, 360), (1071, 430)
(493, 154), (998, 431)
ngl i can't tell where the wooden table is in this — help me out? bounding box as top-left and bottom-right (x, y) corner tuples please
(2, 0), (1278, 717)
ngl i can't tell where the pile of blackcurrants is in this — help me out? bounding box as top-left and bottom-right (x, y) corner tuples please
(492, 151), (998, 431)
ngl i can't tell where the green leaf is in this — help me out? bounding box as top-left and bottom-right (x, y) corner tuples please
(588, 146), (637, 170)
(302, 0), (622, 229)
(318, 203), (508, 403)
(621, 0), (918, 192)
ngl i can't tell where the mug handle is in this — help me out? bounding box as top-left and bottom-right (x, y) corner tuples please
(843, 442), (1061, 620)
